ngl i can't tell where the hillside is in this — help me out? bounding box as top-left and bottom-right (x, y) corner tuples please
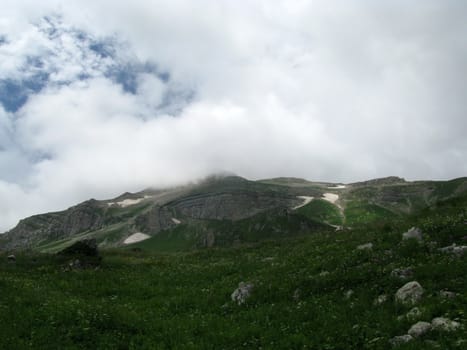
(0, 175), (466, 348)
(1, 175), (466, 252)
(0, 197), (466, 348)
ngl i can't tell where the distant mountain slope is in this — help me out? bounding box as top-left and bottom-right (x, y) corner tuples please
(1, 175), (466, 252)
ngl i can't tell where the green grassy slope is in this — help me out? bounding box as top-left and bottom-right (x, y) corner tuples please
(296, 199), (343, 226)
(0, 202), (465, 349)
(131, 210), (330, 252)
(344, 201), (398, 226)
(342, 177), (467, 226)
(2, 177), (466, 254)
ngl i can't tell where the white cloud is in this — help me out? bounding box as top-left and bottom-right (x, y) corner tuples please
(136, 73), (166, 109)
(0, 0), (466, 231)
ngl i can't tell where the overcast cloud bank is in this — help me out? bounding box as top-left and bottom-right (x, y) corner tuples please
(0, 0), (466, 231)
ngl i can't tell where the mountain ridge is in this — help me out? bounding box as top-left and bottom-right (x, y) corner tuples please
(1, 175), (466, 252)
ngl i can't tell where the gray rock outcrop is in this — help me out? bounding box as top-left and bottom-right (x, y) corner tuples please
(356, 243), (373, 251)
(389, 334), (413, 346)
(406, 307), (422, 321)
(395, 281), (424, 305)
(344, 289), (354, 300)
(391, 267), (414, 280)
(439, 244), (467, 257)
(431, 317), (461, 332)
(402, 227), (423, 242)
(439, 290), (457, 299)
(373, 294), (388, 305)
(231, 282), (254, 305)
(2, 200), (105, 250)
(58, 239), (99, 257)
(58, 239), (101, 269)
(408, 321), (431, 337)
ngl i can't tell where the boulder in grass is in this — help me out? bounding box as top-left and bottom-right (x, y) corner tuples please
(59, 239), (99, 257)
(408, 321), (431, 338)
(439, 290), (457, 299)
(391, 267), (414, 280)
(395, 281), (424, 305)
(439, 244), (467, 257)
(406, 307), (422, 322)
(356, 242), (373, 251)
(58, 239), (101, 269)
(373, 294), (388, 306)
(431, 317), (461, 332)
(231, 282), (254, 305)
(344, 289), (354, 300)
(389, 335), (413, 346)
(402, 227), (423, 242)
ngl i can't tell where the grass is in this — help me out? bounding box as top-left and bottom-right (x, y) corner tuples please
(0, 203), (466, 349)
(130, 224), (198, 252)
(344, 201), (398, 226)
(296, 199), (343, 226)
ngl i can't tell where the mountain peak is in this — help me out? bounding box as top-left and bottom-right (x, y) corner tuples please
(351, 176), (406, 187)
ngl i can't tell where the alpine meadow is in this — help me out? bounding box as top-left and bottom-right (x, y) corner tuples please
(1, 1), (467, 349)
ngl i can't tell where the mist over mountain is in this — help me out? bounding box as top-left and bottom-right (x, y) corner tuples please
(2, 174), (466, 252)
(1, 3), (467, 348)
(1, 1), (467, 232)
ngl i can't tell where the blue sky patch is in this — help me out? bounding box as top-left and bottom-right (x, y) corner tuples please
(0, 72), (49, 112)
(107, 62), (170, 94)
(0, 15), (188, 116)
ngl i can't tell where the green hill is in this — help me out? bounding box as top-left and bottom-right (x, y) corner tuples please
(1, 176), (466, 253)
(0, 196), (465, 348)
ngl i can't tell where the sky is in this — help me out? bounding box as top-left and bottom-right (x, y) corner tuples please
(0, 0), (466, 231)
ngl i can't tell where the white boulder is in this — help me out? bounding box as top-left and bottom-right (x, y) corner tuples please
(395, 281), (424, 305)
(231, 282), (254, 305)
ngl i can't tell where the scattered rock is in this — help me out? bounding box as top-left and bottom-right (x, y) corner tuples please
(293, 288), (301, 301)
(356, 242), (373, 251)
(439, 244), (467, 257)
(319, 271), (330, 277)
(374, 294), (388, 305)
(431, 317), (461, 332)
(58, 239), (99, 257)
(406, 307), (423, 321)
(439, 290), (457, 299)
(402, 227), (423, 242)
(391, 267), (414, 280)
(68, 259), (82, 269)
(395, 281), (424, 305)
(231, 282), (254, 305)
(389, 334), (413, 346)
(344, 289), (354, 300)
(58, 239), (101, 269)
(408, 321), (431, 338)
(7, 254), (16, 262)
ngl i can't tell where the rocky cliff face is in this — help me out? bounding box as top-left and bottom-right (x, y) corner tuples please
(134, 190), (299, 233)
(2, 200), (105, 250)
(1, 177), (302, 250)
(2, 175), (466, 252)
(169, 191), (297, 221)
(350, 176), (406, 187)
